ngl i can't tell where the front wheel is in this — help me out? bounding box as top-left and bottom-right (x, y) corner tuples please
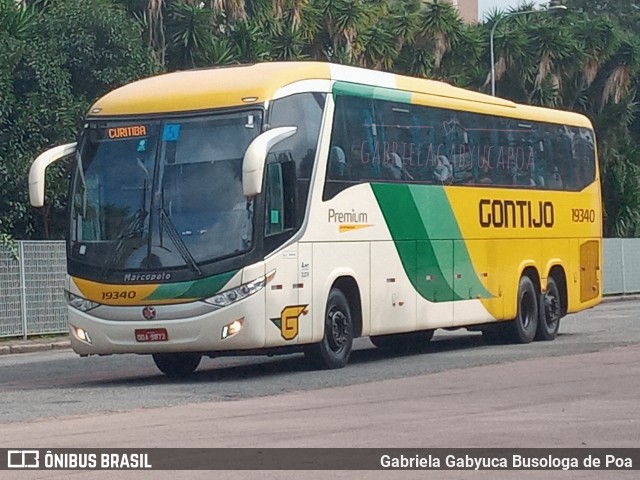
(304, 288), (353, 369)
(505, 275), (539, 344)
(536, 277), (562, 341)
(152, 352), (202, 378)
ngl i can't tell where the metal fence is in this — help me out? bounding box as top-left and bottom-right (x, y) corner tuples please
(1, 241), (67, 339)
(0, 239), (639, 338)
(602, 238), (640, 295)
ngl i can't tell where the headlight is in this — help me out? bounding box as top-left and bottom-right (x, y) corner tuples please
(65, 291), (99, 312)
(203, 270), (275, 309)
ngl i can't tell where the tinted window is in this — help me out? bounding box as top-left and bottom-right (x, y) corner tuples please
(269, 93), (326, 227)
(323, 95), (596, 200)
(70, 112), (261, 272)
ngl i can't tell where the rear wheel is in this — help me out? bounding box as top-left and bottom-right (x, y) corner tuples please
(505, 275), (539, 344)
(152, 352), (202, 378)
(370, 330), (434, 351)
(536, 277), (561, 341)
(304, 288), (353, 369)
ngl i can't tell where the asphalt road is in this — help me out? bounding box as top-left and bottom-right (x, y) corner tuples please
(1, 299), (639, 425)
(1, 299), (640, 479)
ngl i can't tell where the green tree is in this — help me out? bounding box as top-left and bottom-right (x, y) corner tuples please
(0, 0), (157, 240)
(3, 0), (640, 238)
(481, 2), (640, 236)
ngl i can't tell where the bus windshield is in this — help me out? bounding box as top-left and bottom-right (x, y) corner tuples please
(69, 110), (263, 275)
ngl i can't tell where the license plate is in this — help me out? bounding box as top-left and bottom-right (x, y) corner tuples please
(135, 328), (168, 342)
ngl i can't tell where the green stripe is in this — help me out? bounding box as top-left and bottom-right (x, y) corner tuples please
(332, 81), (411, 103)
(145, 269), (238, 301)
(371, 183), (491, 302)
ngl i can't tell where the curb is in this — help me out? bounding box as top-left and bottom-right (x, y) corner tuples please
(601, 294), (640, 303)
(0, 338), (71, 356)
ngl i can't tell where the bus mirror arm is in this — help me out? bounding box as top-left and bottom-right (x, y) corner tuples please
(242, 126), (297, 198)
(29, 143), (77, 207)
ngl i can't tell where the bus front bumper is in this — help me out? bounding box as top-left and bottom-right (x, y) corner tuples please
(67, 294), (266, 356)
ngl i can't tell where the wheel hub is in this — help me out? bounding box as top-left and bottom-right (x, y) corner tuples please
(329, 309), (348, 350)
(545, 294), (560, 324)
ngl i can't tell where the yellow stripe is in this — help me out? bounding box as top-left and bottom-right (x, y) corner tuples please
(339, 224), (374, 233)
(72, 277), (158, 306)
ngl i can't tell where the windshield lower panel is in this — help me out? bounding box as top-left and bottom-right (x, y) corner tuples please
(69, 110), (263, 281)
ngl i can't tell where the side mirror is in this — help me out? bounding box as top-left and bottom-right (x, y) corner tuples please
(242, 127), (296, 198)
(29, 143), (77, 207)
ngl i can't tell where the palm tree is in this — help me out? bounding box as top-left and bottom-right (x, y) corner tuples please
(482, 10), (532, 98)
(440, 19), (485, 87)
(564, 14), (617, 110)
(599, 40), (639, 110)
(0, 0), (38, 40)
(601, 144), (640, 237)
(147, 0), (167, 66)
(210, 0), (247, 21)
(416, 0), (463, 78)
(526, 16), (579, 105)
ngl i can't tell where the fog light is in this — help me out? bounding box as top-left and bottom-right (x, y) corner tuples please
(221, 318), (244, 339)
(75, 326), (92, 344)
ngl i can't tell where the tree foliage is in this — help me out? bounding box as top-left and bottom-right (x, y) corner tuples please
(2, 0), (640, 237)
(0, 0), (158, 240)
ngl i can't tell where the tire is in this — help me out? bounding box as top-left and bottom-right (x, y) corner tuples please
(505, 275), (539, 344)
(304, 288), (353, 369)
(152, 352), (202, 378)
(370, 330), (434, 351)
(536, 277), (562, 341)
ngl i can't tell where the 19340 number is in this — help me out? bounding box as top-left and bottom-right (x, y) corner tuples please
(102, 290), (136, 300)
(571, 208), (596, 223)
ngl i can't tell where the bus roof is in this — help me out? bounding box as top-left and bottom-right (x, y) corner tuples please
(89, 62), (592, 129)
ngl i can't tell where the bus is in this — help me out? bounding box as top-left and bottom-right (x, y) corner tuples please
(29, 62), (602, 377)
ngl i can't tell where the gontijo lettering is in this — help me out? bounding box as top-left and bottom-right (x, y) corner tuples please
(479, 199), (554, 228)
(107, 125), (147, 139)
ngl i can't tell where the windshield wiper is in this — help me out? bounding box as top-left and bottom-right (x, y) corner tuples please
(159, 207), (202, 276)
(100, 208), (148, 278)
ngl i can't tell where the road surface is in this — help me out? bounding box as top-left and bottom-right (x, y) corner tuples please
(1, 299), (638, 479)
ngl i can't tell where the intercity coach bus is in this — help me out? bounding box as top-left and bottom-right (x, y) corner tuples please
(29, 62), (602, 377)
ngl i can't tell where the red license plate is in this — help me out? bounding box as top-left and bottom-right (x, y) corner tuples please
(135, 328), (168, 342)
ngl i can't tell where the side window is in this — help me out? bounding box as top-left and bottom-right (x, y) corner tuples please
(432, 109), (478, 186)
(446, 114), (541, 188)
(562, 126), (595, 190)
(265, 162), (284, 236)
(573, 127), (596, 190)
(538, 124), (595, 191)
(264, 159), (296, 238)
(548, 125), (572, 189)
(322, 94), (596, 193)
(324, 95), (377, 200)
(370, 100), (425, 183)
(269, 93), (325, 226)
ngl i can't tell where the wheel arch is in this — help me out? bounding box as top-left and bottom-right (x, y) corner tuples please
(547, 264), (568, 317)
(520, 265), (541, 295)
(512, 265), (541, 318)
(331, 276), (363, 338)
